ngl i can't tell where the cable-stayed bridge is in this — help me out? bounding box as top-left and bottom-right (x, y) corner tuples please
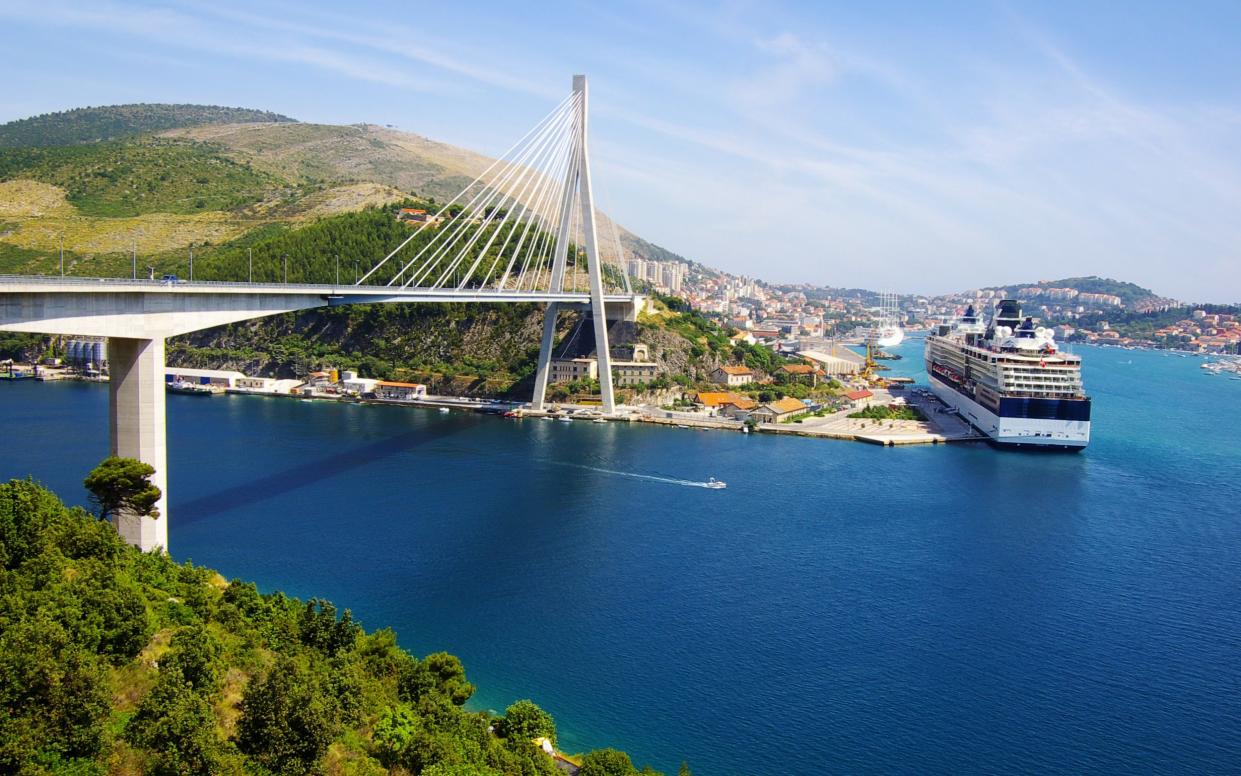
(0, 75), (644, 552)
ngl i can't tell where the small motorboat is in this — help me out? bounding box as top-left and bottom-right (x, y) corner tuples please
(704, 477), (727, 489)
(438, 407), (451, 414)
(558, 415), (572, 422)
(593, 418), (607, 424)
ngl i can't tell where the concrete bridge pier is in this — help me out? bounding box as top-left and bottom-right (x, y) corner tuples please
(108, 336), (169, 552)
(531, 303), (560, 412)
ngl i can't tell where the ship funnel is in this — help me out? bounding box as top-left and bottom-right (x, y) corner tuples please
(994, 299), (1022, 330)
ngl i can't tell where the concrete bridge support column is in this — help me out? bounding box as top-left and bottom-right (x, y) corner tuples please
(108, 336), (169, 553)
(530, 303), (560, 411)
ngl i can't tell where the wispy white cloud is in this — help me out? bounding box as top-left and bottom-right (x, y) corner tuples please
(0, 0), (447, 91)
(729, 32), (839, 108)
(174, 0), (558, 99)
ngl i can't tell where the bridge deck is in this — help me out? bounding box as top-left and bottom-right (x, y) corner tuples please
(0, 275), (636, 305)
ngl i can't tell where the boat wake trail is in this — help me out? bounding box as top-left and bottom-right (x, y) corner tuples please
(550, 461), (721, 489)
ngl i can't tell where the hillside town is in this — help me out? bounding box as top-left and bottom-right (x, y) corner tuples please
(637, 257), (1241, 354)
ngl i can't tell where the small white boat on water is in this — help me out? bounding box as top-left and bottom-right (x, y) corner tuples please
(705, 477), (726, 489)
(439, 407), (451, 414)
(558, 416), (572, 423)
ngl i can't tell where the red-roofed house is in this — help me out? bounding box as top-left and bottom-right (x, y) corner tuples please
(844, 389), (873, 408)
(710, 365), (754, 386)
(695, 391), (758, 419)
(397, 208), (442, 224)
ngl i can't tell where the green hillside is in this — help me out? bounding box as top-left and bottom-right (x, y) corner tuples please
(0, 138), (280, 217)
(0, 104), (294, 148)
(985, 276), (1160, 308)
(0, 476), (665, 774)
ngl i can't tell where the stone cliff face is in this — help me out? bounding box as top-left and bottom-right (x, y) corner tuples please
(638, 325), (723, 382)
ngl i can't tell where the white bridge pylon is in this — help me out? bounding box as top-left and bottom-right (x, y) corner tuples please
(358, 74), (625, 414)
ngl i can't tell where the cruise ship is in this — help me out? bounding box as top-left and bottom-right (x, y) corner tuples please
(925, 300), (1090, 450)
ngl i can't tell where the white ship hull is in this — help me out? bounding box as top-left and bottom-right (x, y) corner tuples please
(876, 327), (904, 348)
(927, 372), (1089, 450)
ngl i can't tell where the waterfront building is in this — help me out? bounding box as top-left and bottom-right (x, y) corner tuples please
(750, 396), (811, 423)
(550, 356), (597, 383)
(798, 348), (862, 376)
(550, 341), (660, 387)
(65, 336), (108, 372)
(339, 370), (379, 395)
(234, 376), (278, 392)
(374, 381), (427, 401)
(231, 376), (304, 394)
(694, 391), (757, 419)
(550, 355), (661, 387)
(612, 360), (661, 387)
(165, 367), (245, 389)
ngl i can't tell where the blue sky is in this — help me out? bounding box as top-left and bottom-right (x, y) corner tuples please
(2, 1), (1239, 301)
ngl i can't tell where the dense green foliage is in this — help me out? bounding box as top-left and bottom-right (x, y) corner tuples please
(0, 104), (295, 148)
(848, 404), (924, 421)
(84, 456), (162, 520)
(0, 332), (43, 361)
(188, 206), (424, 284)
(498, 700), (557, 744)
(0, 477), (665, 774)
(577, 748), (662, 776)
(182, 202), (590, 289)
(0, 138), (278, 216)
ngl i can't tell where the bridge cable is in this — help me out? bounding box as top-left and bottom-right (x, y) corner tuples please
(497, 104), (580, 291)
(420, 101), (578, 289)
(393, 97), (578, 288)
(356, 92), (575, 286)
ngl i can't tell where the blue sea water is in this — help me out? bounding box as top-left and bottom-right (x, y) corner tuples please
(3, 343), (1240, 775)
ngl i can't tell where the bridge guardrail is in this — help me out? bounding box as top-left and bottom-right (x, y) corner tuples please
(0, 275), (639, 301)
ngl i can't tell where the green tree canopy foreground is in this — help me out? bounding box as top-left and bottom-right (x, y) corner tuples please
(83, 455), (161, 520)
(0, 475), (668, 773)
(500, 699), (557, 744)
(579, 747), (666, 776)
